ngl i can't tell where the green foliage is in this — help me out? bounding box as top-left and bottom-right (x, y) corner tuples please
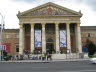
(86, 39), (96, 57)
(4, 54), (12, 61)
(89, 55), (96, 58)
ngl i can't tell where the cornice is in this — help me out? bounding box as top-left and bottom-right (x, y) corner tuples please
(18, 15), (81, 19)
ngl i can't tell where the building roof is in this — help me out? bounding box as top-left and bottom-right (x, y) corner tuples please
(4, 29), (19, 33)
(17, 2), (82, 18)
(81, 26), (96, 30)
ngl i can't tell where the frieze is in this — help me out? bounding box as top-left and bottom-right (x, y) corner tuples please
(20, 18), (80, 23)
(22, 6), (76, 16)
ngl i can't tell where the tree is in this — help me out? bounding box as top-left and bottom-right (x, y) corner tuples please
(86, 39), (96, 57)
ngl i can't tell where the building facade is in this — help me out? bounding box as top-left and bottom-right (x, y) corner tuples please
(2, 29), (19, 54)
(81, 26), (96, 53)
(2, 2), (96, 59)
(2, 26), (96, 55)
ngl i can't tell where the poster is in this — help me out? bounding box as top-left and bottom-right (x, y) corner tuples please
(35, 30), (41, 47)
(60, 30), (66, 47)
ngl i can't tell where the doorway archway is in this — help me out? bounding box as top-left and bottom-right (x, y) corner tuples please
(46, 43), (54, 54)
(46, 38), (54, 54)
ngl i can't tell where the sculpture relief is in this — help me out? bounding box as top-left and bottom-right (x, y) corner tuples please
(23, 6), (73, 16)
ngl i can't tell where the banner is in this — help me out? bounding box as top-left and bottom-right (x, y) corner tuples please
(60, 30), (66, 47)
(35, 30), (41, 47)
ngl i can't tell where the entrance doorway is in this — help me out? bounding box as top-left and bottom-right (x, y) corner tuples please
(46, 43), (54, 54)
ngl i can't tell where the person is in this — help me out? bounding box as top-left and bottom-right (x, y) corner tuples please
(20, 54), (23, 60)
(50, 54), (52, 60)
(28, 54), (30, 60)
(41, 53), (45, 60)
(47, 53), (52, 60)
(16, 54), (19, 60)
(11, 55), (15, 61)
(47, 53), (49, 60)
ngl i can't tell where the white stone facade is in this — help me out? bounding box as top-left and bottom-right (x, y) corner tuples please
(17, 2), (82, 59)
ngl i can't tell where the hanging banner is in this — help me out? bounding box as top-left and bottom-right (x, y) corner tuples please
(60, 30), (66, 47)
(35, 30), (41, 47)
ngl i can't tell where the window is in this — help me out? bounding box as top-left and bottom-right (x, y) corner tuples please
(16, 34), (19, 38)
(16, 44), (19, 52)
(6, 34), (10, 38)
(88, 33), (90, 37)
(81, 33), (83, 37)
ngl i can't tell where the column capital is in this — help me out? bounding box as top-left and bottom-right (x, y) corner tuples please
(66, 22), (70, 24)
(30, 23), (35, 25)
(19, 23), (23, 25)
(19, 24), (23, 28)
(41, 23), (46, 25)
(30, 23), (35, 26)
(30, 23), (35, 27)
(77, 22), (81, 24)
(55, 23), (59, 27)
(41, 23), (46, 27)
(55, 22), (59, 24)
(77, 22), (81, 27)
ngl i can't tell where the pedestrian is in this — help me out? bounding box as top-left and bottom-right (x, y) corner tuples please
(20, 54), (23, 60)
(16, 54), (19, 60)
(49, 54), (52, 60)
(11, 55), (14, 61)
(28, 54), (30, 60)
(41, 53), (45, 61)
(47, 53), (49, 60)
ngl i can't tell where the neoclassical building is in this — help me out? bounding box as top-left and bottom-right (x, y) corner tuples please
(16, 2), (82, 58)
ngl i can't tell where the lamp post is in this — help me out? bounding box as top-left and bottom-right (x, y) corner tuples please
(0, 13), (5, 61)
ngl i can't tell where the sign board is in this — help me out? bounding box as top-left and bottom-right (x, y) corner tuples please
(67, 49), (70, 54)
(0, 45), (6, 50)
(0, 45), (3, 50)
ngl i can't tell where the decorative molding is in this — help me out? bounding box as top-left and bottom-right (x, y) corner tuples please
(19, 24), (23, 28)
(66, 22), (70, 25)
(19, 23), (23, 25)
(30, 23), (35, 27)
(77, 22), (80, 27)
(41, 23), (46, 25)
(17, 2), (82, 18)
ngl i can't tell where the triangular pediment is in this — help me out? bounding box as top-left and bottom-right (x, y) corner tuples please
(17, 2), (82, 17)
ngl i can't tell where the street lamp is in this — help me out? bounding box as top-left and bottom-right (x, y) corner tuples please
(0, 13), (5, 61)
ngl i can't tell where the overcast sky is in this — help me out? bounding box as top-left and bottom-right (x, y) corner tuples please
(0, 0), (96, 29)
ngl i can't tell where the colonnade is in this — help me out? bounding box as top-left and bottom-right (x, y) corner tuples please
(19, 22), (82, 54)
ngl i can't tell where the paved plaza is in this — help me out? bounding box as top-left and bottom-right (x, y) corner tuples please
(0, 60), (96, 72)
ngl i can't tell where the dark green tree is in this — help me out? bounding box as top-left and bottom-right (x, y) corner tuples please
(86, 39), (96, 57)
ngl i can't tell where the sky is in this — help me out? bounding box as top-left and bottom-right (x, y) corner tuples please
(0, 0), (96, 29)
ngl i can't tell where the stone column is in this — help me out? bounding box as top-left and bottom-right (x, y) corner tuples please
(41, 23), (46, 53)
(75, 24), (78, 53)
(30, 23), (35, 53)
(77, 23), (82, 53)
(55, 23), (60, 53)
(19, 24), (24, 54)
(66, 23), (71, 53)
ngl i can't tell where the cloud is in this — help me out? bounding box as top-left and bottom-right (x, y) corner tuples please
(73, 0), (96, 11)
(0, 0), (37, 29)
(0, 0), (96, 29)
(84, 0), (96, 11)
(11, 0), (96, 11)
(80, 3), (96, 26)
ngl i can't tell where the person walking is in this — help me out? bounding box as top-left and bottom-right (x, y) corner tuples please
(41, 53), (45, 61)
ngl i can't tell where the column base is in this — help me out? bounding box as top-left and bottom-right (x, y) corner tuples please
(52, 53), (80, 60)
(79, 53), (84, 59)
